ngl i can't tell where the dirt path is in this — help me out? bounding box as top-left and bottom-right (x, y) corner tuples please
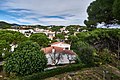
(104, 64), (120, 77)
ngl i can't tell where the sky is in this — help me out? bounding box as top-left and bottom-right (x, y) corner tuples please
(0, 0), (94, 26)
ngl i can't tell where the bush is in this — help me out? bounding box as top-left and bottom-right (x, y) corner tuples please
(20, 63), (85, 80)
(0, 65), (2, 72)
(29, 33), (50, 47)
(117, 66), (120, 70)
(3, 41), (47, 76)
(74, 41), (96, 66)
(98, 49), (116, 65)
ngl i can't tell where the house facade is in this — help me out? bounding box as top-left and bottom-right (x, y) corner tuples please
(41, 42), (76, 65)
(51, 42), (70, 50)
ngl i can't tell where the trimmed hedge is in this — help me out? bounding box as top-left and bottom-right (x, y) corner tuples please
(19, 63), (85, 80)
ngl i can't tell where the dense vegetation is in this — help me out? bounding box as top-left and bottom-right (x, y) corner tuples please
(0, 26), (119, 79)
(84, 0), (120, 28)
(18, 64), (85, 80)
(0, 21), (12, 29)
(0, 27), (119, 79)
(0, 30), (27, 60)
(3, 41), (47, 76)
(76, 29), (120, 53)
(0, 0), (120, 79)
(45, 65), (120, 80)
(29, 33), (50, 47)
(68, 29), (120, 66)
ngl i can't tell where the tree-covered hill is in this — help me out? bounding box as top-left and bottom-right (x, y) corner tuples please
(0, 21), (12, 29)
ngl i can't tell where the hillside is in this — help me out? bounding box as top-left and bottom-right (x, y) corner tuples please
(0, 21), (12, 29)
(45, 65), (120, 80)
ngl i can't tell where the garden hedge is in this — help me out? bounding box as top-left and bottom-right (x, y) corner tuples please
(19, 63), (86, 80)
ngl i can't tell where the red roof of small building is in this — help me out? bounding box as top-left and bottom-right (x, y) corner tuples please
(41, 46), (76, 55)
(41, 46), (63, 54)
(62, 50), (76, 55)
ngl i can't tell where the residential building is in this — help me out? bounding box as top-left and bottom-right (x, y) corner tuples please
(51, 42), (70, 50)
(41, 42), (76, 65)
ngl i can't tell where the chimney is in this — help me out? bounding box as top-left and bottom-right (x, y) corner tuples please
(52, 47), (55, 54)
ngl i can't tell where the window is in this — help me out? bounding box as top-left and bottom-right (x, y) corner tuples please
(65, 47), (69, 50)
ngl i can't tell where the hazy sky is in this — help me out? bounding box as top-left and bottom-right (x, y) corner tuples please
(0, 0), (94, 25)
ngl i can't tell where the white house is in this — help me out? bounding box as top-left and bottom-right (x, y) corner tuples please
(41, 42), (76, 65)
(60, 27), (66, 32)
(46, 31), (55, 40)
(19, 29), (34, 37)
(51, 42), (70, 50)
(34, 28), (44, 32)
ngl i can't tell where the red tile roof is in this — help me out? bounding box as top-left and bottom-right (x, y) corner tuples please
(41, 46), (76, 55)
(62, 50), (76, 55)
(41, 46), (63, 54)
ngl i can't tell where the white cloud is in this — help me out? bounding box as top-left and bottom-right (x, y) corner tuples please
(16, 18), (44, 25)
(2, 0), (94, 25)
(38, 18), (66, 22)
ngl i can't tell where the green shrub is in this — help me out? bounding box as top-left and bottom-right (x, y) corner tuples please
(3, 41), (47, 76)
(117, 66), (120, 70)
(0, 65), (2, 72)
(29, 33), (50, 47)
(74, 41), (96, 66)
(98, 49), (115, 65)
(20, 63), (85, 80)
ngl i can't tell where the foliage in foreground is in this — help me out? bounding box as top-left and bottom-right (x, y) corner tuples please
(18, 63), (85, 80)
(3, 41), (47, 76)
(45, 65), (120, 80)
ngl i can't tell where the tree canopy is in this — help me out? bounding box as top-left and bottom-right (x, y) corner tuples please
(70, 29), (120, 66)
(0, 21), (12, 29)
(0, 40), (10, 60)
(112, 0), (120, 23)
(0, 30), (27, 44)
(3, 41), (47, 76)
(29, 33), (50, 47)
(0, 30), (27, 59)
(85, 0), (119, 28)
(76, 29), (120, 54)
(55, 33), (65, 41)
(50, 26), (64, 32)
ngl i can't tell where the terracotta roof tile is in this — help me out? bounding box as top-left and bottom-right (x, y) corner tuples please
(62, 50), (76, 55)
(42, 46), (76, 55)
(41, 46), (63, 54)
